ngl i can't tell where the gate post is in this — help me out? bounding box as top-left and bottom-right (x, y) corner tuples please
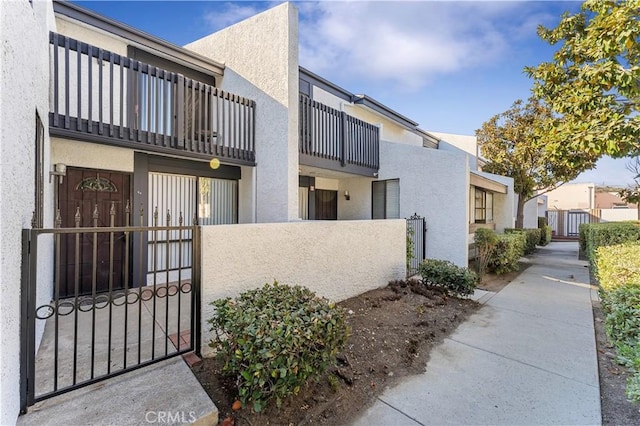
(20, 229), (38, 413)
(192, 224), (202, 357)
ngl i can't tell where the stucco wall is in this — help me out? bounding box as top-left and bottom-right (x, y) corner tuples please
(185, 3), (300, 223)
(546, 182), (595, 210)
(51, 138), (135, 172)
(600, 208), (640, 222)
(377, 141), (469, 267)
(338, 177), (374, 220)
(437, 140), (477, 171)
(200, 220), (406, 355)
(477, 171), (515, 233)
(523, 196), (543, 229)
(430, 132), (478, 159)
(55, 15), (129, 56)
(311, 87), (422, 147)
(1, 0), (56, 423)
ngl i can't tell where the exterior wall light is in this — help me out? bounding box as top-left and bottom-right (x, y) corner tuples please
(344, 190), (350, 201)
(50, 163), (67, 184)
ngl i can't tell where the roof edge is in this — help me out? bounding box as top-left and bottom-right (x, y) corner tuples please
(55, 0), (225, 76)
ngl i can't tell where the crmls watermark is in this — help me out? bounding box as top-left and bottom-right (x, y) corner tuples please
(145, 411), (197, 424)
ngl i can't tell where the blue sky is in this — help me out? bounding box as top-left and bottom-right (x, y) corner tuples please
(73, 0), (637, 186)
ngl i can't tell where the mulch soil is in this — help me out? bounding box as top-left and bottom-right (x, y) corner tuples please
(193, 259), (640, 425)
(193, 280), (478, 425)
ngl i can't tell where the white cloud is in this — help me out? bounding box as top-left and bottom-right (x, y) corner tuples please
(203, 2), (265, 31)
(298, 1), (549, 91)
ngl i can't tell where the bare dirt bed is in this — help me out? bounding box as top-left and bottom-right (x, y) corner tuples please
(192, 280), (479, 426)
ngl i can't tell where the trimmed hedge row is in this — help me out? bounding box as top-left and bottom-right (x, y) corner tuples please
(505, 228), (541, 255)
(584, 226), (640, 406)
(595, 243), (640, 293)
(582, 222), (640, 272)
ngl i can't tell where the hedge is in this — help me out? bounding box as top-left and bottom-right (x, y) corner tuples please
(488, 232), (525, 274)
(505, 228), (541, 255)
(595, 243), (640, 293)
(584, 222), (640, 273)
(592, 239), (640, 407)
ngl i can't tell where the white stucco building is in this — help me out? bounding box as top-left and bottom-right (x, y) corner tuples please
(1, 1), (519, 423)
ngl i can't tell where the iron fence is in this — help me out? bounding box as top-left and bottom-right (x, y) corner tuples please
(407, 213), (426, 276)
(20, 202), (201, 412)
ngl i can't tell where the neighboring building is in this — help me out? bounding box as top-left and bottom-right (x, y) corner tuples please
(429, 132), (530, 241)
(595, 188), (637, 209)
(546, 182), (596, 211)
(1, 1), (517, 422)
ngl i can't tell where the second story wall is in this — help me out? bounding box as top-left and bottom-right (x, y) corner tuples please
(55, 15), (129, 56)
(186, 3), (300, 222)
(311, 86), (423, 147)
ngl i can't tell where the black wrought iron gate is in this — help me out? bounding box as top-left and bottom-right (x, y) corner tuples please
(20, 203), (201, 412)
(406, 213), (427, 276)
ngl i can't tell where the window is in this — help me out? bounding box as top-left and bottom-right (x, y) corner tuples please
(299, 187), (309, 220)
(474, 188), (493, 223)
(34, 112), (44, 228)
(372, 179), (400, 219)
(137, 74), (173, 135)
(198, 177), (238, 225)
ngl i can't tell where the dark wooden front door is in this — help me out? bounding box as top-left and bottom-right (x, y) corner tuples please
(314, 189), (337, 220)
(58, 167), (132, 297)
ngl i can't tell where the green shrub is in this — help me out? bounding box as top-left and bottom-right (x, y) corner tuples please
(474, 228), (497, 279)
(539, 225), (552, 246)
(419, 259), (477, 296)
(579, 223), (590, 253)
(488, 232), (526, 274)
(602, 284), (640, 347)
(537, 216), (548, 228)
(585, 221), (640, 267)
(601, 282), (640, 405)
(538, 216), (551, 246)
(595, 243), (640, 293)
(208, 281), (349, 412)
(505, 228), (541, 255)
(627, 372), (640, 405)
(406, 233), (414, 270)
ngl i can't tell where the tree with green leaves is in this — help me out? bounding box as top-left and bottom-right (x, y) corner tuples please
(526, 0), (640, 163)
(619, 157), (640, 219)
(476, 98), (593, 229)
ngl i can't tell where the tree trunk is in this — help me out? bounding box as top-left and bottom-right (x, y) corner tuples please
(637, 203), (640, 221)
(516, 195), (526, 229)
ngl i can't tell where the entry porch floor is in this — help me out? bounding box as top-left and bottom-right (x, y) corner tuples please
(18, 283), (218, 425)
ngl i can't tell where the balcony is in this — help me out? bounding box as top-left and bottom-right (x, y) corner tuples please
(49, 33), (256, 165)
(299, 95), (379, 177)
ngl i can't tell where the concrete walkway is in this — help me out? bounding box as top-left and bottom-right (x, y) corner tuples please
(353, 241), (601, 426)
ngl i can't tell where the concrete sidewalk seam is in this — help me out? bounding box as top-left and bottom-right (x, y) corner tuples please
(447, 337), (599, 389)
(488, 304), (594, 330)
(376, 396), (425, 426)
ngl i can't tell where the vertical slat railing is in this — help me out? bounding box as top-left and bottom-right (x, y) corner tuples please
(298, 96), (379, 171)
(50, 33), (255, 163)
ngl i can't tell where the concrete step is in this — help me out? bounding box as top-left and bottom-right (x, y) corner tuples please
(18, 357), (217, 426)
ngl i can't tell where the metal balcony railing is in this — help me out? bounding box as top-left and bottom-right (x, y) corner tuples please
(299, 95), (379, 176)
(49, 33), (255, 165)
